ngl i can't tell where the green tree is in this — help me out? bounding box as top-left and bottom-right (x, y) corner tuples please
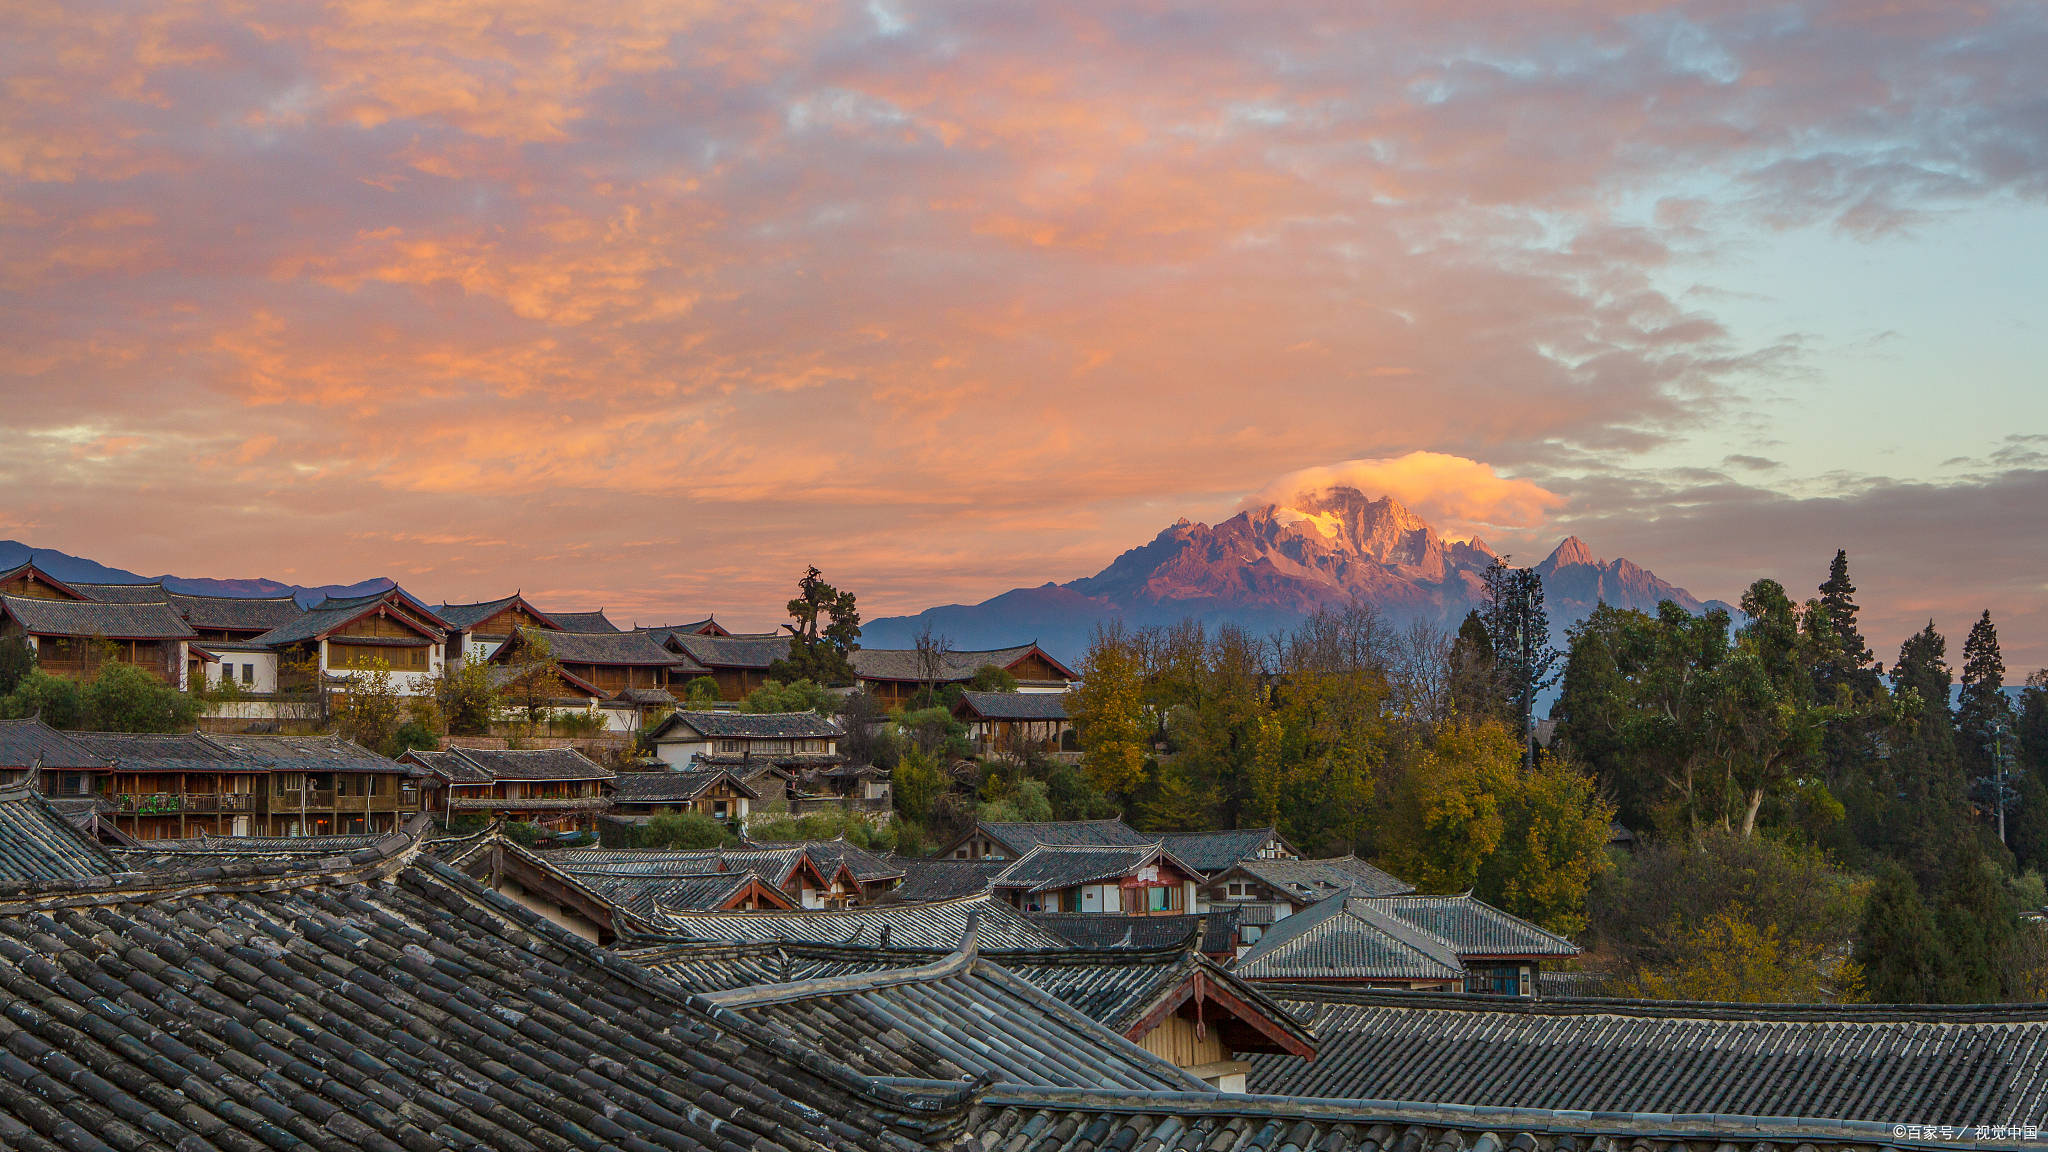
(1716, 578), (1832, 837)
(682, 676), (721, 705)
(741, 678), (834, 714)
(1478, 753), (1616, 936)
(435, 661), (499, 736)
(1854, 863), (1945, 1002)
(1885, 624), (1969, 884)
(891, 746), (947, 824)
(1072, 622), (1149, 798)
(637, 809), (734, 849)
(80, 663), (203, 732)
(0, 637), (34, 696)
(1481, 557), (1562, 769)
(0, 670), (83, 728)
(338, 662), (404, 751)
(1806, 550), (1881, 704)
(1447, 610), (1504, 724)
(1379, 721), (1514, 892)
(966, 664), (1019, 692)
(1932, 848), (2022, 1002)
(980, 777), (1054, 823)
(896, 705), (970, 759)
(769, 566), (861, 685)
(1590, 832), (1865, 1003)
(501, 629), (563, 728)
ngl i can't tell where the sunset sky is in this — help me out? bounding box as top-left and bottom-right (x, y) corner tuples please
(4, 1), (2046, 666)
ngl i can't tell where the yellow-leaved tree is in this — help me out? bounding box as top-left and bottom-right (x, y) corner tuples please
(1072, 623), (1150, 797)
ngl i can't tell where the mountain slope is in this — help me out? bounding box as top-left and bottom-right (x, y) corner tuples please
(0, 541), (393, 606)
(866, 488), (1717, 662)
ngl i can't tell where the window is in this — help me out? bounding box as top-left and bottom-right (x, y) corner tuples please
(1146, 886), (1173, 912)
(1463, 966), (1523, 996)
(330, 642), (429, 670)
(241, 663), (255, 684)
(1225, 882), (1245, 898)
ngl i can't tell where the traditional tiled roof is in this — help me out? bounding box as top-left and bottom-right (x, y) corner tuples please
(651, 709), (844, 740)
(0, 716), (109, 769)
(546, 609), (621, 633)
(992, 842), (1197, 895)
(889, 857), (1009, 901)
(167, 590), (306, 632)
(0, 781), (120, 882)
(0, 561), (88, 600)
(1248, 986), (2048, 1128)
(1027, 909), (1241, 955)
(0, 821), (966, 1152)
(68, 582), (299, 632)
(851, 644), (1078, 684)
(434, 593), (544, 630)
(668, 632), (791, 670)
(406, 745), (614, 784)
(1229, 854), (1416, 901)
(70, 730), (418, 776)
(744, 836), (905, 883)
(962, 1085), (1944, 1152)
(504, 626), (684, 666)
(635, 891), (1074, 950)
(1233, 893), (1466, 983)
(67, 580), (173, 602)
(248, 587), (447, 646)
(1158, 827), (1292, 874)
(110, 831), (395, 870)
(554, 848), (833, 898)
(0, 593), (195, 638)
(971, 818), (1153, 856)
(575, 869), (790, 916)
(954, 690), (1072, 721)
(1364, 893), (1580, 959)
(610, 768), (760, 804)
(700, 945), (1208, 1092)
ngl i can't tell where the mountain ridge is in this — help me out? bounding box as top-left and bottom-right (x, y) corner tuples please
(866, 487), (1722, 661)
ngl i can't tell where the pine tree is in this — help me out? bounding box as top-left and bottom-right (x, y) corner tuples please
(1957, 611), (2015, 807)
(1481, 558), (1561, 769)
(1931, 849), (2020, 1003)
(1447, 609), (1503, 723)
(1886, 624), (1967, 885)
(1808, 550), (1879, 703)
(1853, 864), (1944, 1002)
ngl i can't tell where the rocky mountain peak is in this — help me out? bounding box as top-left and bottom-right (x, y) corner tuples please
(1541, 535), (1599, 570)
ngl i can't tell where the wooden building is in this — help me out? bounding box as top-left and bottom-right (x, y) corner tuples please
(991, 843), (1205, 917)
(58, 729), (422, 839)
(941, 817), (1153, 861)
(490, 626), (697, 726)
(662, 634), (791, 700)
(607, 768), (761, 825)
(435, 593), (622, 666)
(250, 587), (451, 697)
(952, 690), (1073, 759)
(0, 560), (88, 601)
(0, 594), (197, 687)
(402, 746), (614, 834)
(850, 643), (1080, 709)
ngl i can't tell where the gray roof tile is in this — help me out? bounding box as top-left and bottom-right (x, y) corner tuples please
(0, 782), (121, 882)
(0, 593), (195, 638)
(0, 716), (108, 770)
(1249, 987), (2048, 1128)
(955, 690), (1072, 721)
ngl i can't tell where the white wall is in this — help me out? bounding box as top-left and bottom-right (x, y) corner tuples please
(212, 651), (280, 694)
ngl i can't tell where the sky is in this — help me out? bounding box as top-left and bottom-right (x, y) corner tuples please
(3, 0), (2046, 667)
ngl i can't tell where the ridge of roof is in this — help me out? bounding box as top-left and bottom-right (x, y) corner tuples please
(0, 812), (437, 910)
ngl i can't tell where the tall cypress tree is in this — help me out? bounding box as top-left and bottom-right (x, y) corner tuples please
(1854, 863), (1945, 1002)
(1808, 550), (1879, 703)
(1931, 849), (2020, 1003)
(1886, 624), (1966, 885)
(1957, 611), (2013, 771)
(1481, 558), (1561, 770)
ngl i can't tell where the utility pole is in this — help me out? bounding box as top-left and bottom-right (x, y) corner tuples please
(1989, 719), (2011, 845)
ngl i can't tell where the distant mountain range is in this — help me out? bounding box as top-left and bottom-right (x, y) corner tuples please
(6, 484), (1725, 666)
(0, 541), (392, 606)
(865, 486), (1727, 662)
